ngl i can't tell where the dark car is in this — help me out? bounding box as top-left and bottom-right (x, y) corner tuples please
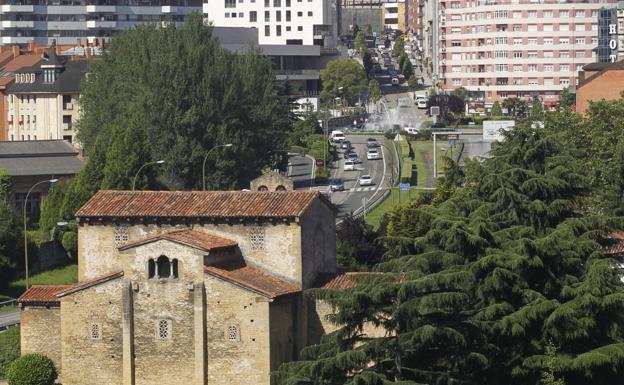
(329, 178), (345, 192)
(367, 138), (379, 148)
(347, 152), (360, 163)
(374, 64), (382, 73)
(341, 140), (351, 150)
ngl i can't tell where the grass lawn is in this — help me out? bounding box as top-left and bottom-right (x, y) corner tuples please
(0, 325), (19, 379)
(0, 305), (16, 315)
(409, 141), (459, 188)
(364, 187), (420, 230)
(3, 264), (78, 299)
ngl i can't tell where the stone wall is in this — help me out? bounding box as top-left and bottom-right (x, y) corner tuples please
(205, 274), (271, 385)
(269, 295), (297, 370)
(79, 222), (303, 288)
(60, 279), (123, 385)
(250, 172), (294, 191)
(300, 199), (337, 289)
(20, 306), (62, 371)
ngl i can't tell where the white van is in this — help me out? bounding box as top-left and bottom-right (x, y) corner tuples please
(330, 130), (345, 142)
(405, 127), (420, 135)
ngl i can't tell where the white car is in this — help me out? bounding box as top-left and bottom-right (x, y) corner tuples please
(417, 99), (427, 109)
(359, 175), (373, 186)
(344, 160), (355, 171)
(367, 149), (381, 160)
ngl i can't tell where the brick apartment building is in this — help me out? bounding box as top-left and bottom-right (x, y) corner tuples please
(576, 60), (624, 114)
(437, 0), (616, 108)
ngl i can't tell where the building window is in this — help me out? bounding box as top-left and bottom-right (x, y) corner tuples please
(528, 51), (537, 58)
(560, 64), (569, 72)
(250, 11), (257, 22)
(148, 256), (178, 279)
(286, 0), (290, 5)
(265, 10), (270, 21)
(224, 0), (235, 8)
(528, 38), (537, 45)
(513, 51), (522, 59)
(227, 324), (239, 341)
(297, 11), (302, 16)
(156, 319), (171, 341)
(528, 64), (537, 72)
(543, 38), (553, 45)
(286, 10), (290, 21)
(157, 255), (171, 278)
(575, 38), (584, 45)
(544, 65), (553, 72)
(307, 11), (312, 16)
(297, 25), (302, 31)
(249, 226), (266, 251)
(276, 10), (281, 21)
(113, 225), (129, 246)
(265, 25), (270, 36)
(148, 259), (155, 278)
(90, 322), (102, 340)
(559, 38), (569, 45)
(528, 10), (536, 18)
(560, 10), (568, 18)
(273, 0), (280, 5)
(264, 0), (269, 6)
(286, 26), (291, 31)
(276, 25), (282, 36)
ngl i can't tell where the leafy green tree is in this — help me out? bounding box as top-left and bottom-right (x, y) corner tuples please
(354, 31), (366, 54)
(78, 14), (290, 190)
(490, 100), (503, 116)
(101, 123), (155, 190)
(530, 100), (545, 121)
(368, 79), (381, 104)
(0, 168), (21, 288)
(362, 50), (374, 79)
(407, 75), (417, 89)
(290, 110), (320, 147)
(557, 87), (575, 110)
(320, 59), (367, 107)
(502, 97), (529, 120)
(451, 86), (469, 102)
(275, 125), (624, 385)
(427, 94), (464, 124)
(400, 54), (413, 79)
(393, 40), (405, 57)
(336, 214), (383, 270)
(0, 326), (19, 379)
(6, 353), (57, 385)
(364, 24), (373, 36)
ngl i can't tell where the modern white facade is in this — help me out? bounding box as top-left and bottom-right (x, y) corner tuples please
(436, 0), (616, 107)
(203, 0), (338, 46)
(0, 0), (202, 46)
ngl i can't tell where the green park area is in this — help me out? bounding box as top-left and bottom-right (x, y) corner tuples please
(1, 264), (78, 300)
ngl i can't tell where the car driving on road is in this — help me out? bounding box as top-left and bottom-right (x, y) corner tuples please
(367, 148), (381, 160)
(367, 138), (379, 148)
(359, 175), (373, 186)
(329, 178), (345, 192)
(347, 152), (360, 163)
(344, 160), (355, 171)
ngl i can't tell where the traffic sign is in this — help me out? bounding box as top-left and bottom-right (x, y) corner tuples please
(400, 183), (410, 191)
(430, 106), (440, 116)
(448, 139), (456, 145)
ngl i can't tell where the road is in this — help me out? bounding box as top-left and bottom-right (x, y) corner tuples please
(0, 308), (19, 330)
(328, 135), (393, 219)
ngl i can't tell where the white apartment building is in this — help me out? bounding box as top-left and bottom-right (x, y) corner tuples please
(0, 0), (202, 46)
(203, 0), (338, 46)
(437, 0), (616, 107)
(6, 45), (86, 143)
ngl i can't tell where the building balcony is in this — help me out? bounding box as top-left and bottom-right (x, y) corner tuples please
(162, 5), (177, 12)
(1, 36), (31, 44)
(86, 20), (116, 28)
(0, 4), (33, 12)
(86, 5), (116, 12)
(63, 123), (72, 131)
(1, 20), (34, 28)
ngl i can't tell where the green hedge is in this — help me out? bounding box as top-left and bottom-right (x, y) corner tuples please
(315, 168), (330, 184)
(6, 353), (57, 385)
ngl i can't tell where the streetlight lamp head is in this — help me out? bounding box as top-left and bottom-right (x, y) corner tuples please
(224, 143), (233, 147)
(49, 178), (59, 183)
(156, 160), (165, 164)
(57, 221), (68, 226)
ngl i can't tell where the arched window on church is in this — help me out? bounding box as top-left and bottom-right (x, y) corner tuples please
(157, 255), (171, 278)
(258, 185), (268, 191)
(172, 259), (179, 279)
(148, 259), (155, 279)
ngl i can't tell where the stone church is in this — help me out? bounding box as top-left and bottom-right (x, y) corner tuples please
(18, 190), (351, 385)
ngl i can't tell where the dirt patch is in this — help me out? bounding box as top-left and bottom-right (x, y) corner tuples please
(420, 151), (435, 188)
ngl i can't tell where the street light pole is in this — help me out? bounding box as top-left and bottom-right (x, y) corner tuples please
(132, 160), (165, 191)
(23, 178), (58, 291)
(202, 143), (233, 191)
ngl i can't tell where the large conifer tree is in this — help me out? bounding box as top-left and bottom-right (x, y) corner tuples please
(275, 125), (624, 385)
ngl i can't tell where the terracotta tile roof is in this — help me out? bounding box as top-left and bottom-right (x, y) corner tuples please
(17, 285), (72, 305)
(317, 272), (399, 289)
(18, 271), (124, 305)
(204, 262), (300, 298)
(76, 190), (332, 219)
(56, 271), (123, 298)
(3, 54), (41, 72)
(605, 231), (624, 255)
(119, 229), (237, 252)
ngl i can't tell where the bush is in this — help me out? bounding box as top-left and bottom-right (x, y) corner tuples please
(61, 231), (77, 258)
(0, 326), (19, 379)
(6, 353), (56, 385)
(315, 168), (329, 184)
(383, 131), (395, 140)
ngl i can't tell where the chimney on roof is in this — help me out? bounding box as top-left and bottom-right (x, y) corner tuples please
(12, 45), (19, 59)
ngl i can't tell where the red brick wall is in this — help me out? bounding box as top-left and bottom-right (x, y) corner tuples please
(577, 70), (624, 116)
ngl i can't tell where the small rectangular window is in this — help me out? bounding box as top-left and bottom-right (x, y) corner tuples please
(156, 319), (171, 341)
(276, 10), (281, 21)
(265, 25), (270, 36)
(265, 10), (270, 21)
(250, 11), (257, 22)
(276, 25), (282, 36)
(286, 10), (290, 21)
(90, 322), (102, 340)
(249, 226), (266, 251)
(228, 324), (239, 341)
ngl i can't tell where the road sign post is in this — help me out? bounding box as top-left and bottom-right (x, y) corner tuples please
(361, 197), (368, 219)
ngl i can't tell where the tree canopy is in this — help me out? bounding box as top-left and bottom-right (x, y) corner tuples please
(274, 122), (624, 385)
(320, 59), (368, 107)
(78, 14), (290, 191)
